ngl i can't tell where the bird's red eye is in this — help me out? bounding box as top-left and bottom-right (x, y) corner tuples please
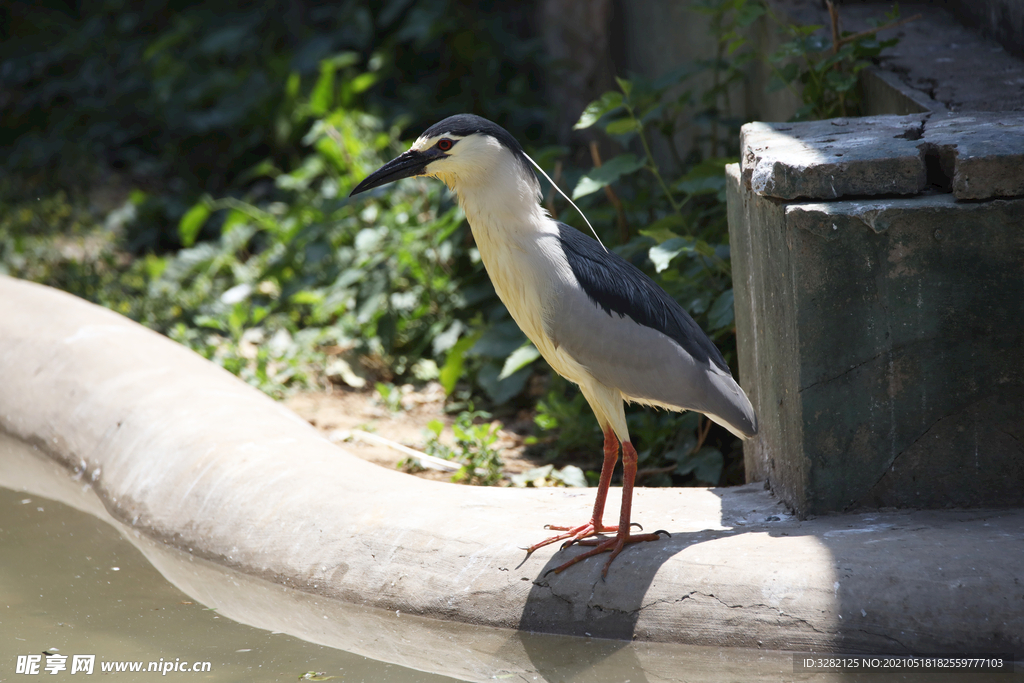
(437, 138), (453, 151)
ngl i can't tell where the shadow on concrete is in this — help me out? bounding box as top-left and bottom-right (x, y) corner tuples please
(519, 526), (739, 639)
(516, 483), (1023, 679)
(517, 527), (740, 683)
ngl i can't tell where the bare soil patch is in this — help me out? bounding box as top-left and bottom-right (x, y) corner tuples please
(283, 382), (543, 484)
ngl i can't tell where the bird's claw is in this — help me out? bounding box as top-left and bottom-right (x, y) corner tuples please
(547, 530), (667, 577)
(559, 536), (585, 551)
(526, 520), (612, 554)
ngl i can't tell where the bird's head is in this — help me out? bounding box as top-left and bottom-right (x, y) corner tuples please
(349, 114), (539, 199)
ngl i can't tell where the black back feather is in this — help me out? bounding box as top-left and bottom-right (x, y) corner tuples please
(556, 222), (729, 372)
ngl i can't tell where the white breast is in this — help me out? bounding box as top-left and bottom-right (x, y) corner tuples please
(442, 139), (601, 391)
(469, 213), (552, 349)
(468, 214), (598, 391)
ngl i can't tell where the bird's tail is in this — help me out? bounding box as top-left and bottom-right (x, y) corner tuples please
(703, 369), (758, 439)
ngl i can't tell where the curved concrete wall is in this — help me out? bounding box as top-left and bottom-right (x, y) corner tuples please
(0, 432), (799, 683)
(1, 276), (1021, 654)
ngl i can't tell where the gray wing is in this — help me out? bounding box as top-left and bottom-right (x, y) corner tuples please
(544, 224), (757, 438)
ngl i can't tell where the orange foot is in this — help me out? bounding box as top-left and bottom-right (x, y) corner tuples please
(547, 530), (669, 578)
(524, 521), (616, 554)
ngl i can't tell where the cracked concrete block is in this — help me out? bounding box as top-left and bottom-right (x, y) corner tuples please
(923, 112), (1024, 199)
(741, 112), (1024, 202)
(728, 164), (1024, 515)
(740, 115), (929, 200)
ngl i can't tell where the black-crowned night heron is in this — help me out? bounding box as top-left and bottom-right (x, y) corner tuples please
(351, 114), (757, 576)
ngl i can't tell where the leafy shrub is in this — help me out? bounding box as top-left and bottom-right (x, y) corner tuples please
(766, 3), (903, 120)
(0, 0), (546, 250)
(421, 411), (504, 486)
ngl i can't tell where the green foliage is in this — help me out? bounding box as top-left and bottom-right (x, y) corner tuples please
(0, 0), (545, 249)
(155, 108), (496, 396)
(0, 189), (143, 308)
(374, 382), (406, 414)
(572, 154), (647, 200)
(766, 4), (902, 120)
(0, 103), (488, 398)
(510, 464), (587, 488)
(421, 411), (504, 486)
(533, 378), (605, 459)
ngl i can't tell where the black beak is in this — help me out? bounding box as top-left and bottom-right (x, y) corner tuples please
(349, 148), (443, 197)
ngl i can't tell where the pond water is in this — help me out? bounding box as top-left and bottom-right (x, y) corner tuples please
(2, 475), (482, 682)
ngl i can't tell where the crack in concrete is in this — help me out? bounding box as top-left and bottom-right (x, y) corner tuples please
(533, 583), (705, 620)
(1000, 428), (1022, 445)
(894, 117), (928, 140)
(692, 591), (830, 635)
(799, 347), (892, 393)
(799, 330), (942, 392)
(852, 412), (954, 512)
(856, 628), (910, 651)
(630, 591), (696, 615)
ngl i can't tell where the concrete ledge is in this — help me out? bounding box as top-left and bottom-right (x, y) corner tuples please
(0, 433), (799, 683)
(1, 275), (1022, 653)
(740, 112), (1024, 201)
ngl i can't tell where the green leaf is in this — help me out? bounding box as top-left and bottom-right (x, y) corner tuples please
(178, 203), (210, 247)
(649, 236), (695, 273)
(604, 117), (641, 136)
(574, 91), (624, 130)
(571, 176), (605, 201)
(571, 153), (646, 200)
(349, 72), (377, 94)
(499, 343), (540, 380)
(439, 332), (480, 395)
(770, 62), (800, 90)
(694, 239), (716, 258)
(477, 361), (530, 404)
(221, 209), (249, 236)
(675, 446), (724, 485)
(143, 254), (166, 280)
(290, 290), (322, 305)
(227, 303), (247, 334)
(285, 71), (301, 100)
(676, 158), (731, 196)
(470, 320), (526, 359)
(639, 214), (685, 244)
(322, 52), (359, 69)
(735, 2), (766, 26)
(707, 289), (735, 331)
(310, 62), (335, 115)
(615, 76), (633, 98)
(726, 37), (747, 55)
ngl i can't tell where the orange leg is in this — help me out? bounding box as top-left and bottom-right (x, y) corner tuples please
(547, 440), (666, 578)
(525, 427), (621, 553)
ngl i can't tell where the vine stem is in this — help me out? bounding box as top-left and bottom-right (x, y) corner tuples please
(625, 99), (684, 216)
